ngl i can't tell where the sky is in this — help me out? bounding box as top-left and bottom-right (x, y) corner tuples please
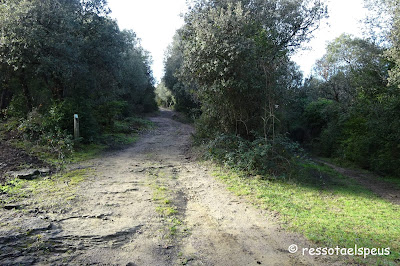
(107, 0), (369, 83)
(291, 0), (368, 77)
(107, 0), (187, 84)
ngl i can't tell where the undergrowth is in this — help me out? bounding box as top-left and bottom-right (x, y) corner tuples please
(202, 133), (304, 177)
(196, 132), (399, 264)
(0, 115), (154, 166)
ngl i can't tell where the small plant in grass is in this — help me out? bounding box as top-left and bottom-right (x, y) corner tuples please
(156, 206), (178, 216)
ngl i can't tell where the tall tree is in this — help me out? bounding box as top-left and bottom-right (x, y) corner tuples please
(298, 32), (400, 176)
(179, 0), (326, 138)
(313, 34), (389, 104)
(0, 0), (84, 106)
(163, 32), (199, 114)
(386, 1), (400, 88)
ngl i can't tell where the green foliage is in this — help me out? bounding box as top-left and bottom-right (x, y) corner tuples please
(161, 0), (327, 179)
(95, 100), (128, 129)
(98, 116), (154, 148)
(177, 0), (325, 138)
(302, 99), (343, 156)
(16, 107), (74, 162)
(0, 0), (157, 148)
(386, 1), (400, 88)
(69, 117), (153, 162)
(303, 99), (338, 135)
(340, 116), (370, 167)
(3, 94), (29, 118)
(294, 33), (400, 178)
(155, 82), (175, 108)
(163, 33), (200, 116)
(205, 134), (304, 176)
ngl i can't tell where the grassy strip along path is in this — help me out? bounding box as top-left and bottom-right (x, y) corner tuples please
(212, 162), (400, 265)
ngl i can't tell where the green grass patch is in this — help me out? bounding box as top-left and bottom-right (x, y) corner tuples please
(148, 169), (186, 238)
(151, 183), (181, 236)
(212, 162), (400, 265)
(156, 205), (178, 216)
(0, 169), (92, 207)
(69, 143), (108, 163)
(100, 133), (138, 146)
(152, 185), (178, 216)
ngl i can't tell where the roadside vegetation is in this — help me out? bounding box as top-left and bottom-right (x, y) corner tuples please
(0, 115), (154, 165)
(158, 0), (400, 264)
(0, 0), (157, 180)
(161, 0), (400, 180)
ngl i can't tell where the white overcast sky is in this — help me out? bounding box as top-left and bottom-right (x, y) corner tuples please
(107, 0), (368, 83)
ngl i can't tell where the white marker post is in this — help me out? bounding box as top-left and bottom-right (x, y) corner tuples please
(74, 114), (79, 140)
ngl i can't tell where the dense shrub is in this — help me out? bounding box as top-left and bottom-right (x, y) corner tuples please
(205, 134), (304, 176)
(300, 95), (400, 177)
(17, 107), (73, 161)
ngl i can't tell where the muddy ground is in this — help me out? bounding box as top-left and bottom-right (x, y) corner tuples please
(0, 142), (51, 184)
(0, 109), (340, 265)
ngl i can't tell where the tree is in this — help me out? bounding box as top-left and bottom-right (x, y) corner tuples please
(313, 34), (390, 104)
(297, 32), (400, 177)
(179, 0), (326, 138)
(386, 1), (400, 88)
(155, 82), (175, 108)
(0, 0), (86, 108)
(0, 0), (157, 141)
(363, 0), (396, 45)
(163, 32), (199, 114)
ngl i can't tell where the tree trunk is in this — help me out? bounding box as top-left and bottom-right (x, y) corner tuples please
(0, 88), (12, 110)
(20, 71), (33, 111)
(52, 77), (64, 100)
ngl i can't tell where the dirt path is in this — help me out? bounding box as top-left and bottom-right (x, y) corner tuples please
(317, 160), (400, 205)
(0, 109), (329, 265)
